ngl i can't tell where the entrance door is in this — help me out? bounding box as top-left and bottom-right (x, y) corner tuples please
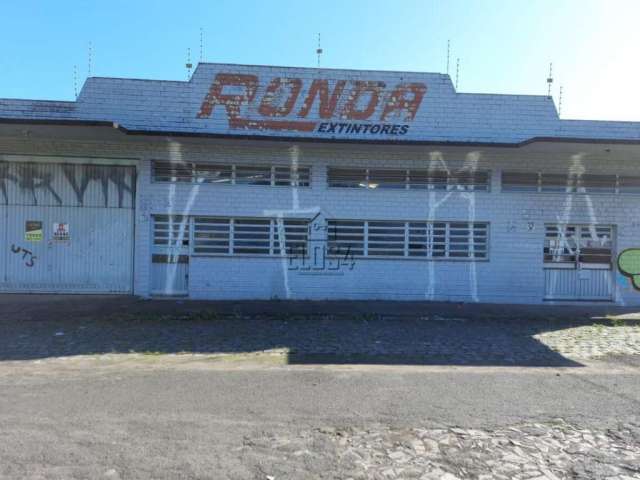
(543, 224), (614, 301)
(151, 215), (190, 296)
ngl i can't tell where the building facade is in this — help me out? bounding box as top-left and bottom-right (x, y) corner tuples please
(1, 63), (640, 304)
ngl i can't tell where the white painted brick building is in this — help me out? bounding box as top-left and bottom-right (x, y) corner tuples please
(1, 63), (640, 304)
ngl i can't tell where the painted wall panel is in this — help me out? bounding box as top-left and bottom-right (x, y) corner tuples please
(0, 205), (134, 293)
(0, 161), (136, 294)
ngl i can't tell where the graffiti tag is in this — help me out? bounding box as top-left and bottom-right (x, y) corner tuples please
(618, 248), (640, 291)
(0, 163), (134, 207)
(10, 244), (36, 268)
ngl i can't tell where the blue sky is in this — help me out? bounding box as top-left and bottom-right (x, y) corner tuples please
(1, 0), (638, 121)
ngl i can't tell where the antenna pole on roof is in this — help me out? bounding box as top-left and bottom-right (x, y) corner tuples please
(88, 41), (93, 77)
(200, 27), (204, 62)
(547, 62), (554, 98)
(73, 65), (78, 99)
(316, 33), (323, 67)
(446, 40), (450, 75)
(558, 85), (563, 116)
(186, 48), (193, 80)
(455, 58), (460, 90)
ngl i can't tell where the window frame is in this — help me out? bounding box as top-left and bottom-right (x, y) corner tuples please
(327, 167), (491, 192)
(502, 171), (640, 195)
(327, 218), (490, 261)
(151, 161), (311, 188)
(543, 223), (614, 269)
(191, 216), (311, 258)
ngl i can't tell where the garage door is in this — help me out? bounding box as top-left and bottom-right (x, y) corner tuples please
(0, 160), (136, 293)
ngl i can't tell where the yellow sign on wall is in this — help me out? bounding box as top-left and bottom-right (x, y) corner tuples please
(25, 221), (43, 242)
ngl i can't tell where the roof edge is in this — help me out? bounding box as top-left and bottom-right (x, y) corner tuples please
(2, 117), (640, 148)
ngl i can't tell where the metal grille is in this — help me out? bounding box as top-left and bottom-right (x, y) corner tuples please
(153, 215), (190, 247)
(540, 173), (572, 193)
(274, 166), (311, 186)
(232, 218), (271, 254)
(193, 217), (231, 254)
(504, 172), (639, 195)
(367, 221), (406, 256)
(329, 219), (488, 259)
(544, 224), (612, 266)
(152, 162), (193, 183)
(273, 219), (310, 255)
(368, 170), (407, 190)
(152, 161), (310, 187)
(327, 220), (365, 256)
(234, 166), (272, 186)
(577, 175), (617, 193)
(194, 164), (232, 184)
(409, 222), (487, 259)
(502, 172), (540, 192)
(328, 167), (490, 191)
(619, 176), (640, 194)
(408, 222), (447, 257)
(192, 217), (309, 256)
(327, 168), (368, 188)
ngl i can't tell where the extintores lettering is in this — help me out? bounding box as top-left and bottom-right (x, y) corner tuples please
(196, 73), (427, 136)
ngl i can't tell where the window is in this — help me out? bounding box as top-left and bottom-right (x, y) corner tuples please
(449, 171), (490, 192)
(232, 218), (272, 254)
(368, 169), (407, 189)
(409, 222), (487, 259)
(193, 217), (230, 254)
(408, 222), (447, 257)
(152, 162), (193, 183)
(619, 176), (640, 194)
(194, 164), (232, 184)
(273, 219), (309, 255)
(541, 173), (572, 193)
(367, 221), (406, 256)
(274, 166), (311, 187)
(503, 171), (639, 195)
(327, 220), (365, 256)
(544, 224), (612, 266)
(409, 169), (448, 190)
(577, 175), (617, 194)
(192, 217), (309, 256)
(327, 168), (368, 188)
(152, 161), (311, 187)
(234, 166), (272, 186)
(328, 167), (490, 191)
(328, 219), (488, 260)
(501, 172), (540, 192)
(153, 215), (190, 247)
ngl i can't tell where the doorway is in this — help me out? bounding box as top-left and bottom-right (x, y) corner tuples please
(151, 215), (190, 296)
(543, 224), (614, 301)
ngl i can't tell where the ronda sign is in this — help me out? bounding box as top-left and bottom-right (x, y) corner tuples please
(197, 73), (427, 136)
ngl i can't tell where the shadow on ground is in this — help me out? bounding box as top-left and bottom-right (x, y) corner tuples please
(2, 295), (638, 366)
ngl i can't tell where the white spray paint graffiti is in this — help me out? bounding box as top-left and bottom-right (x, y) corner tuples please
(424, 151), (481, 301)
(162, 141), (200, 295)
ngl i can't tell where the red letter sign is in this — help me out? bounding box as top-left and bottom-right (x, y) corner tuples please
(381, 83), (427, 121)
(197, 73), (259, 119)
(341, 81), (386, 120)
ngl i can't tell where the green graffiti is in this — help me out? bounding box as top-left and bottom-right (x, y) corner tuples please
(618, 249), (640, 290)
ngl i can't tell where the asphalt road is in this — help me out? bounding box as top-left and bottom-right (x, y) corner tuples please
(0, 357), (639, 479)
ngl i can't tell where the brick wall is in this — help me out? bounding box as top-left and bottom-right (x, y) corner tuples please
(2, 134), (640, 305)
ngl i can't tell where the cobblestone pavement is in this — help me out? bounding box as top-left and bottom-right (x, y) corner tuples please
(536, 324), (640, 360)
(1, 295), (640, 365)
(238, 421), (640, 480)
(2, 296), (640, 479)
